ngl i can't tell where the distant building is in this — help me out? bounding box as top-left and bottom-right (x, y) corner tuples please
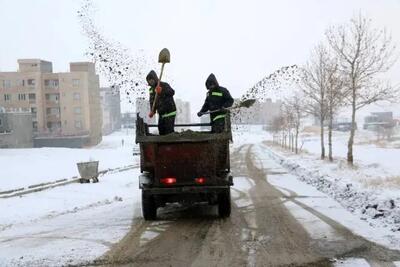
(232, 98), (281, 125)
(0, 59), (102, 147)
(134, 97), (190, 126)
(175, 98), (191, 124)
(363, 112), (395, 130)
(0, 109), (33, 148)
(121, 112), (136, 128)
(100, 87), (121, 135)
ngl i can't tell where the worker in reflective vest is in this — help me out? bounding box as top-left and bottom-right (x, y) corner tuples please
(197, 73), (234, 133)
(146, 70), (176, 135)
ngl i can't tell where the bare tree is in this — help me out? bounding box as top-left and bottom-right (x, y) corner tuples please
(282, 103), (294, 151)
(326, 14), (398, 164)
(300, 44), (330, 159)
(283, 93), (307, 154)
(271, 115), (284, 145)
(325, 58), (347, 161)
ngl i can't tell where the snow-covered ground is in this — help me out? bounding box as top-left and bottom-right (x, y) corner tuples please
(252, 144), (400, 250)
(0, 129), (138, 191)
(0, 129), (141, 266)
(260, 126), (400, 240)
(1, 125), (400, 266)
(301, 129), (400, 177)
(0, 169), (141, 266)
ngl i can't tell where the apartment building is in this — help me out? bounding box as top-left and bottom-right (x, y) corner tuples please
(100, 87), (121, 135)
(175, 98), (191, 124)
(0, 59), (102, 147)
(232, 98), (282, 125)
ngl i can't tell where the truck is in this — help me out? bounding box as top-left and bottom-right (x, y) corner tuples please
(135, 114), (233, 220)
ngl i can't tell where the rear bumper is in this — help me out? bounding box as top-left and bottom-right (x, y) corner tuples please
(139, 172), (233, 194)
(143, 185), (230, 195)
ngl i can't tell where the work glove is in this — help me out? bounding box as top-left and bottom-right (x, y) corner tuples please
(197, 111), (204, 117)
(155, 85), (162, 94)
(148, 111), (155, 118)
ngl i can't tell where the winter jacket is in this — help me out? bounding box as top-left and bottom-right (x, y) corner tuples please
(200, 74), (234, 122)
(146, 70), (176, 118)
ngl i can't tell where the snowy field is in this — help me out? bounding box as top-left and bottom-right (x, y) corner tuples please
(0, 129), (141, 266)
(0, 169), (141, 266)
(301, 129), (400, 178)
(0, 129), (138, 191)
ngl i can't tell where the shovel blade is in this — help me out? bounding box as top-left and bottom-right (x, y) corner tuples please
(158, 48), (170, 63)
(238, 98), (256, 108)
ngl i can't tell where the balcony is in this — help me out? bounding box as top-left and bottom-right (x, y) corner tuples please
(46, 100), (60, 106)
(45, 86), (59, 91)
(46, 114), (61, 121)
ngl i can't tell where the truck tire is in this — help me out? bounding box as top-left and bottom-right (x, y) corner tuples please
(142, 191), (157, 220)
(218, 188), (231, 218)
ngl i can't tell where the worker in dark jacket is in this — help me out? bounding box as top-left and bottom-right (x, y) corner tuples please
(197, 73), (234, 133)
(146, 70), (176, 135)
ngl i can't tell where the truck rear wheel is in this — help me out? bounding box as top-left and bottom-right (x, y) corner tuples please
(142, 191), (157, 220)
(218, 188), (231, 218)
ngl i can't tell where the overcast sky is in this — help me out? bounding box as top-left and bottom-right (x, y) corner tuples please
(0, 0), (399, 115)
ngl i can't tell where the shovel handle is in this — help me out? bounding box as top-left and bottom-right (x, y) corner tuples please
(202, 107), (231, 115)
(151, 63), (166, 113)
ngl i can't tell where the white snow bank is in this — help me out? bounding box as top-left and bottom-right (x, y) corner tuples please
(261, 144), (400, 233)
(0, 168), (141, 266)
(0, 130), (138, 191)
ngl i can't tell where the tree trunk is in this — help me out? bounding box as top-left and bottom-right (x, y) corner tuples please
(283, 133), (286, 148)
(328, 110), (333, 161)
(320, 116), (325, 159)
(347, 86), (356, 164)
(291, 133), (294, 152)
(295, 125), (299, 154)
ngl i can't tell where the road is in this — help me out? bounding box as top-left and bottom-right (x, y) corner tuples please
(89, 144), (400, 267)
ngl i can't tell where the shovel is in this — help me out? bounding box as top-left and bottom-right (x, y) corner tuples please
(202, 98), (256, 115)
(151, 48), (171, 114)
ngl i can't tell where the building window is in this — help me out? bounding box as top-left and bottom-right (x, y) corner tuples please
(75, 120), (82, 129)
(74, 107), (82, 115)
(16, 80), (25, 87)
(18, 94), (26, 101)
(44, 79), (59, 88)
(46, 107), (60, 115)
(73, 92), (81, 100)
(2, 80), (11, 89)
(45, 93), (59, 101)
(27, 79), (35, 86)
(4, 94), (11, 101)
(28, 93), (36, 102)
(72, 79), (80, 87)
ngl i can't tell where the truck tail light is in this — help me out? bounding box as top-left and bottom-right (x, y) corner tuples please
(160, 177), (176, 185)
(195, 177), (206, 184)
